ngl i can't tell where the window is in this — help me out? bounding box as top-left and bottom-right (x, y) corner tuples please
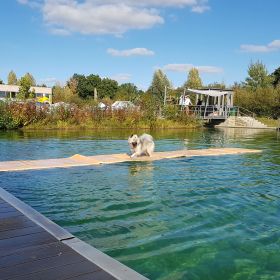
(0, 91), (6, 98)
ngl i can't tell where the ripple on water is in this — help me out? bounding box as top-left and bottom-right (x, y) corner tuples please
(1, 129), (280, 280)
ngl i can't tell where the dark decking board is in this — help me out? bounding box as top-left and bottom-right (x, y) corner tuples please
(0, 194), (148, 280)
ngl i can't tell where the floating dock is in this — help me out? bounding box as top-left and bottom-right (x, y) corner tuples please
(0, 148), (261, 172)
(0, 187), (148, 280)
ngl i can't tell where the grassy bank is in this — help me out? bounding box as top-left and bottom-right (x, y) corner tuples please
(256, 117), (280, 128)
(0, 102), (202, 130)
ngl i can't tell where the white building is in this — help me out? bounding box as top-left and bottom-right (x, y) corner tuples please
(0, 84), (52, 103)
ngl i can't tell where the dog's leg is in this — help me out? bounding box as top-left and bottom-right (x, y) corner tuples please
(146, 143), (155, 157)
(130, 153), (137, 158)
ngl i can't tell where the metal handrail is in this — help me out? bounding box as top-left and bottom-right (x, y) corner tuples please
(174, 104), (257, 120)
(188, 105), (231, 119)
(237, 107), (256, 118)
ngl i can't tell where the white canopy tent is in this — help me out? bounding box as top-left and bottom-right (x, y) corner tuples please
(187, 88), (234, 107)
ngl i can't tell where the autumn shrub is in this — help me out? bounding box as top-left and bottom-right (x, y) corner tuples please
(0, 102), (47, 129)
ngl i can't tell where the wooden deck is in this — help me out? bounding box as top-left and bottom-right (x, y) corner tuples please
(0, 148), (261, 172)
(0, 188), (148, 280)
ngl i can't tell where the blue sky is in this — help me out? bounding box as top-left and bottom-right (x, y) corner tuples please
(0, 0), (279, 90)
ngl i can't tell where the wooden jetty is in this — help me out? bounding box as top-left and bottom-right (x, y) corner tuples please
(0, 148), (261, 172)
(0, 187), (148, 280)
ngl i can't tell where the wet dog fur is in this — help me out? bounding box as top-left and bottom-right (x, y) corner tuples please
(128, 133), (155, 158)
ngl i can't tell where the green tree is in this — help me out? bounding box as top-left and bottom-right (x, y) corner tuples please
(245, 61), (272, 89)
(115, 83), (140, 101)
(0, 78), (3, 84)
(184, 68), (202, 89)
(98, 78), (118, 99)
(149, 69), (172, 103)
(69, 74), (102, 99)
(207, 82), (226, 89)
(7, 70), (18, 85)
(18, 76), (33, 99)
(87, 74), (102, 98)
(271, 66), (280, 88)
(68, 74), (85, 98)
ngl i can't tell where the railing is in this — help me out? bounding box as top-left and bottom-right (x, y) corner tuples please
(165, 104), (257, 120)
(237, 107), (256, 118)
(187, 105), (236, 119)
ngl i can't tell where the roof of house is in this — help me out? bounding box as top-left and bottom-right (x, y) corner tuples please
(0, 84), (52, 94)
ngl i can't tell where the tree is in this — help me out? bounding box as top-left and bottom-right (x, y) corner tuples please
(245, 61), (272, 89)
(68, 74), (102, 99)
(18, 76), (33, 99)
(271, 66), (280, 87)
(98, 78), (118, 99)
(7, 70), (18, 85)
(207, 82), (226, 89)
(148, 69), (172, 103)
(67, 76), (78, 95)
(87, 74), (102, 98)
(184, 68), (202, 89)
(115, 83), (140, 101)
(0, 78), (3, 84)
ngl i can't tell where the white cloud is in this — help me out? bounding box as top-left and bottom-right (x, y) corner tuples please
(42, 1), (164, 36)
(191, 5), (210, 13)
(17, 0), (41, 8)
(107, 48), (155, 57)
(162, 63), (223, 73)
(268, 40), (280, 49)
(83, 0), (207, 8)
(111, 73), (131, 83)
(240, 39), (280, 53)
(18, 0), (209, 36)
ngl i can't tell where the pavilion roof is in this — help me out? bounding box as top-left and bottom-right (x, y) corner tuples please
(187, 88), (233, 97)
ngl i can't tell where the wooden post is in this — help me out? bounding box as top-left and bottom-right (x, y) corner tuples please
(204, 95), (209, 118)
(164, 86), (167, 106)
(94, 88), (98, 101)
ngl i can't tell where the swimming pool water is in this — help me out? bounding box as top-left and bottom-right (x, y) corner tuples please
(1, 128), (280, 279)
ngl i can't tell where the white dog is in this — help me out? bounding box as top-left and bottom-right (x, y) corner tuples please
(128, 133), (155, 158)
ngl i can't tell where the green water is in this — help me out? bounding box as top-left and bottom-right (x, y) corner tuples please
(1, 128), (280, 279)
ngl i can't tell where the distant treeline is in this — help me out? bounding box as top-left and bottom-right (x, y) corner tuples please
(0, 61), (279, 130)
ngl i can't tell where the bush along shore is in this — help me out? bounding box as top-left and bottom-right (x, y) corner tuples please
(0, 102), (202, 130)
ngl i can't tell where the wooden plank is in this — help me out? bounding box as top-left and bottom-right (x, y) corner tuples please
(0, 148), (261, 172)
(0, 241), (72, 269)
(0, 202), (15, 209)
(9, 260), (102, 280)
(0, 210), (24, 219)
(66, 270), (117, 280)
(0, 224), (44, 241)
(0, 250), (96, 280)
(0, 206), (18, 214)
(0, 231), (56, 257)
(0, 216), (36, 233)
